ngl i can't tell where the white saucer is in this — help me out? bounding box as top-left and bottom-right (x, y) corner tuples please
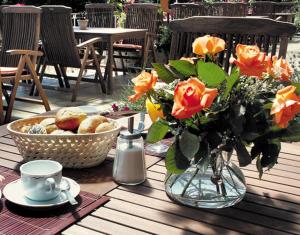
(3, 177), (80, 209)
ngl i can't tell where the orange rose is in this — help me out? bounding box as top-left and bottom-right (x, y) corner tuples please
(192, 35), (225, 56)
(129, 71), (157, 102)
(271, 86), (300, 128)
(172, 78), (218, 119)
(267, 56), (293, 81)
(231, 44), (267, 78)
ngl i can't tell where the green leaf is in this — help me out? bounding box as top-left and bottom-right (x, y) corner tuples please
(179, 130), (200, 160)
(291, 82), (300, 94)
(166, 139), (190, 174)
(263, 103), (273, 110)
(196, 61), (226, 87)
(234, 138), (252, 167)
(152, 63), (175, 83)
(169, 60), (197, 77)
(224, 67), (239, 98)
(261, 141), (280, 169)
(274, 121), (300, 142)
(165, 144), (185, 174)
(146, 119), (169, 143)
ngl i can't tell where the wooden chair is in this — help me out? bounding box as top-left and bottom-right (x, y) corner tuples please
(85, 3), (117, 76)
(273, 2), (297, 23)
(0, 6), (50, 123)
(170, 3), (205, 20)
(113, 3), (161, 72)
(39, 5), (106, 102)
(169, 16), (296, 73)
(207, 2), (248, 17)
(251, 1), (274, 18)
(85, 3), (115, 28)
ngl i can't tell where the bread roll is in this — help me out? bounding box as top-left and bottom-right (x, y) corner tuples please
(78, 115), (107, 134)
(40, 118), (59, 134)
(28, 124), (47, 134)
(95, 122), (114, 133)
(50, 130), (74, 135)
(20, 125), (32, 133)
(55, 107), (87, 131)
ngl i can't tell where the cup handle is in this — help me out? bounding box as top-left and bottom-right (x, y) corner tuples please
(45, 178), (56, 192)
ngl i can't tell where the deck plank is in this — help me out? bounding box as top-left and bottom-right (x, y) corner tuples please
(93, 207), (199, 235)
(78, 215), (150, 235)
(108, 189), (288, 235)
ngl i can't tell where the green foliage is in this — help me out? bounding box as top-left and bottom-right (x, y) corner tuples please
(197, 61), (226, 87)
(179, 130), (200, 160)
(118, 86), (146, 112)
(169, 60), (197, 77)
(146, 119), (169, 144)
(152, 63), (176, 83)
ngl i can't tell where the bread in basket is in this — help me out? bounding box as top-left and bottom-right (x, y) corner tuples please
(7, 116), (121, 168)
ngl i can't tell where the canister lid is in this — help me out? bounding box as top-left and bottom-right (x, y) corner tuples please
(119, 130), (141, 140)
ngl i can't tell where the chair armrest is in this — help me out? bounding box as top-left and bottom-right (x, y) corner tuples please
(77, 37), (102, 48)
(146, 32), (157, 39)
(6, 49), (43, 57)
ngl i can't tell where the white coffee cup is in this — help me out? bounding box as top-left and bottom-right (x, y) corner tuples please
(20, 160), (62, 201)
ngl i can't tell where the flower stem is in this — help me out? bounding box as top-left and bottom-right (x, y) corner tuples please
(180, 168), (199, 197)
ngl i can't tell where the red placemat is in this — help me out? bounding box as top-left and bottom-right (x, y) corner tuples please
(0, 166), (110, 235)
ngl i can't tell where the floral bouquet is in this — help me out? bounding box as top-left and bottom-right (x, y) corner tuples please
(128, 35), (300, 207)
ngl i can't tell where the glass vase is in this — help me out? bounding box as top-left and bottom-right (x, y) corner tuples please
(165, 154), (246, 209)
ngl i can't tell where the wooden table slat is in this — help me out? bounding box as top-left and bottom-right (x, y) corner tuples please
(104, 198), (241, 235)
(94, 206), (199, 235)
(78, 215), (150, 235)
(108, 189), (287, 235)
(114, 186), (300, 234)
(62, 224), (105, 235)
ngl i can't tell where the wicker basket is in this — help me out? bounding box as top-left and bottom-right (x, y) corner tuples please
(7, 116), (121, 168)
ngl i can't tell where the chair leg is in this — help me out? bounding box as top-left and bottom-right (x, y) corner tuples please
(54, 64), (64, 88)
(113, 57), (118, 76)
(0, 81), (4, 124)
(25, 56), (50, 112)
(91, 45), (106, 93)
(58, 65), (70, 88)
(5, 78), (19, 123)
(118, 51), (126, 75)
(5, 56), (26, 123)
(71, 66), (85, 102)
(31, 58), (47, 96)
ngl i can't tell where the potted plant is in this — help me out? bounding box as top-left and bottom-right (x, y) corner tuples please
(129, 35), (300, 209)
(77, 11), (88, 30)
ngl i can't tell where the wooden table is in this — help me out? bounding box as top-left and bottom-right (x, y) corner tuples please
(0, 116), (300, 234)
(73, 27), (148, 94)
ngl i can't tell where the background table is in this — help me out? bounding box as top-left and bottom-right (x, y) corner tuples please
(74, 27), (148, 94)
(0, 115), (299, 234)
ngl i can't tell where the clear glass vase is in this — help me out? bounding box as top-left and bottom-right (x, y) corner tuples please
(165, 155), (246, 209)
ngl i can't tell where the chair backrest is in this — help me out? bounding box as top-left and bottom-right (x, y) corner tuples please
(207, 2), (248, 16)
(273, 2), (296, 14)
(170, 3), (205, 20)
(251, 1), (274, 17)
(0, 5), (8, 36)
(124, 3), (160, 44)
(85, 3), (115, 28)
(0, 6), (41, 67)
(169, 16), (296, 72)
(40, 5), (81, 68)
